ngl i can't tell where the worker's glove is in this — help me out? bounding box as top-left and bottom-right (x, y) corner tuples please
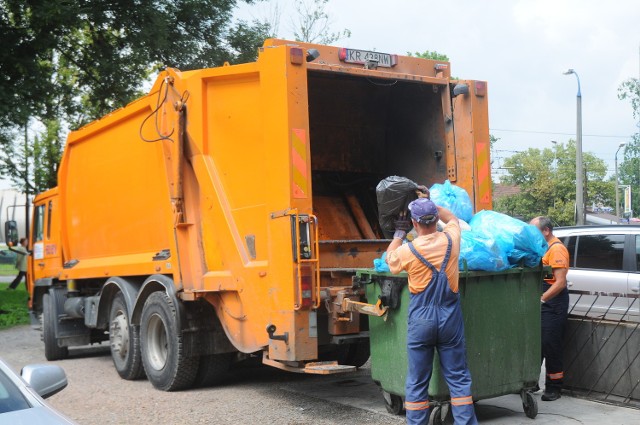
(416, 185), (430, 199)
(393, 215), (412, 240)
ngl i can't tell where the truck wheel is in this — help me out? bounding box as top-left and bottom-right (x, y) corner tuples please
(193, 353), (232, 388)
(109, 292), (144, 380)
(42, 293), (69, 360)
(140, 292), (199, 391)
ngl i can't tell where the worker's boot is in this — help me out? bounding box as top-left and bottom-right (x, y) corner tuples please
(541, 388), (561, 401)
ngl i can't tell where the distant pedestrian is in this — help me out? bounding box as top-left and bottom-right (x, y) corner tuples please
(7, 238), (29, 290)
(530, 216), (569, 401)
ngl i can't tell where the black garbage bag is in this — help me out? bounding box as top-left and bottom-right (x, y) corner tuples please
(376, 176), (419, 238)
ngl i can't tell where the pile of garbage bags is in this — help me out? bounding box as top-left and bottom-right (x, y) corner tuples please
(375, 178), (547, 272)
(463, 210), (547, 271)
(429, 180), (474, 223)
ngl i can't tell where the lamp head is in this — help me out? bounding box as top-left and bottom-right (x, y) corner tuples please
(563, 69), (575, 75)
(306, 49), (320, 62)
(619, 142), (627, 148)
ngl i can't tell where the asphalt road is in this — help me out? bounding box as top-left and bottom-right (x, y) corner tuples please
(1, 324), (639, 424)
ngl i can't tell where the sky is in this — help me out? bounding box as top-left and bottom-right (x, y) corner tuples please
(236, 0), (640, 178)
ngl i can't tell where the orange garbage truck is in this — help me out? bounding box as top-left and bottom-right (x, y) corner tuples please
(5, 39), (491, 391)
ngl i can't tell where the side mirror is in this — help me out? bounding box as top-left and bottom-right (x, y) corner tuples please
(21, 364), (68, 399)
(5, 220), (18, 246)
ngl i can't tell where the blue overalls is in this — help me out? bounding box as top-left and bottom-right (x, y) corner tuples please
(541, 242), (569, 392)
(405, 234), (478, 425)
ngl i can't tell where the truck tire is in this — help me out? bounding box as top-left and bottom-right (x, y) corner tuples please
(345, 340), (370, 368)
(193, 353), (231, 388)
(42, 293), (69, 360)
(323, 341), (370, 368)
(109, 292), (144, 380)
(140, 291), (199, 391)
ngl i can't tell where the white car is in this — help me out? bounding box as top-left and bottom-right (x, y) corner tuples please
(0, 358), (76, 424)
(554, 225), (640, 322)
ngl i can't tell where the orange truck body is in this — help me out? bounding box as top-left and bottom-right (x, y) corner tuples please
(26, 39), (491, 389)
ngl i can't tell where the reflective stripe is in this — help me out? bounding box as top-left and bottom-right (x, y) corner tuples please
(405, 400), (430, 411)
(451, 395), (473, 406)
(548, 372), (564, 380)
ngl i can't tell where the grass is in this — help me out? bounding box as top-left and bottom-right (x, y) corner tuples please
(0, 264), (17, 276)
(0, 282), (30, 329)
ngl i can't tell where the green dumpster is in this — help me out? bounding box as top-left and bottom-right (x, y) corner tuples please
(358, 266), (544, 421)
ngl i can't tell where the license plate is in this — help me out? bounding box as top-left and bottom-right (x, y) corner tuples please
(338, 48), (397, 68)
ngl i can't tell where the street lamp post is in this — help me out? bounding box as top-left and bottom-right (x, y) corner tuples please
(615, 142), (626, 222)
(551, 141), (558, 209)
(564, 69), (584, 225)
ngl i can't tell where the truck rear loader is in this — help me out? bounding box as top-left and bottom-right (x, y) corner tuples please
(6, 39), (492, 391)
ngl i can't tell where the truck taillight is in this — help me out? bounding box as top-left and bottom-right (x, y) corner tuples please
(300, 272), (313, 309)
(290, 47), (304, 65)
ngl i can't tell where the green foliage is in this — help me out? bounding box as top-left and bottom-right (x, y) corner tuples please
(0, 0), (268, 192)
(618, 77), (639, 121)
(0, 284), (30, 329)
(617, 77), (640, 215)
(494, 140), (614, 225)
(292, 0), (351, 44)
(407, 51), (450, 61)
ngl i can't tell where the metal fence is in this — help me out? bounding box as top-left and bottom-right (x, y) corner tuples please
(563, 289), (639, 408)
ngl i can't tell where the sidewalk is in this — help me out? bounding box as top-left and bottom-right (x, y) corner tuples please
(284, 371), (640, 424)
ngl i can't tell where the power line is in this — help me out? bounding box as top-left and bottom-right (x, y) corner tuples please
(490, 128), (633, 139)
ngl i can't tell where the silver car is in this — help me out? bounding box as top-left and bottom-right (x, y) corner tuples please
(0, 358), (76, 424)
(554, 225), (640, 322)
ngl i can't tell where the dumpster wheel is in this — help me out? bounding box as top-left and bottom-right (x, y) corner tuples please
(382, 390), (404, 415)
(521, 390), (538, 419)
(428, 403), (450, 425)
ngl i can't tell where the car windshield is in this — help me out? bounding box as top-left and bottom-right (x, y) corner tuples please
(0, 369), (31, 414)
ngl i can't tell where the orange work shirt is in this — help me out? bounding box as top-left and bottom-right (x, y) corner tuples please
(542, 236), (570, 284)
(387, 221), (461, 294)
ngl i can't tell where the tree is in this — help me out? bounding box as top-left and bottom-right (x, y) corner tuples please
(617, 77), (640, 216)
(407, 51), (449, 61)
(494, 140), (613, 225)
(291, 0), (350, 44)
(0, 0), (269, 192)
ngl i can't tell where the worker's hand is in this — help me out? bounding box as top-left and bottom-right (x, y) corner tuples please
(393, 212), (412, 240)
(416, 185), (430, 199)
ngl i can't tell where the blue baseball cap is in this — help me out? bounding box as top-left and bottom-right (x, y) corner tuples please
(408, 198), (439, 224)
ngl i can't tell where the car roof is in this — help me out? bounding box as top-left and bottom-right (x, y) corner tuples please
(555, 225), (640, 236)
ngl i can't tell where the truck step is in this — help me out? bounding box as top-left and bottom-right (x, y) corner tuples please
(262, 354), (356, 375)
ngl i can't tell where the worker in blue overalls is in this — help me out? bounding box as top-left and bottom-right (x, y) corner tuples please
(386, 197), (477, 425)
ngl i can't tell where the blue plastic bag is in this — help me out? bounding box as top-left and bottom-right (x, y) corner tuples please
(459, 230), (510, 271)
(373, 252), (390, 273)
(429, 180), (473, 222)
(469, 210), (547, 267)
